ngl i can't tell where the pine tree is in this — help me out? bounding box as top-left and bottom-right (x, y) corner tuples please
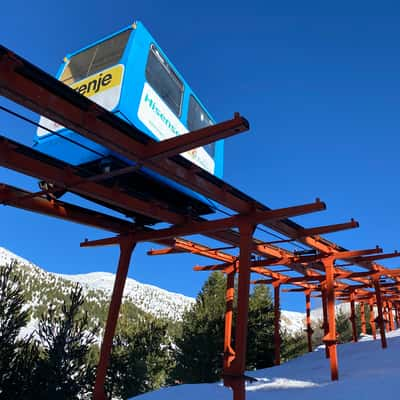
(106, 312), (172, 399)
(336, 309), (352, 343)
(33, 283), (97, 399)
(246, 284), (275, 369)
(281, 331), (308, 362)
(355, 303), (371, 336)
(173, 271), (226, 383)
(0, 262), (38, 399)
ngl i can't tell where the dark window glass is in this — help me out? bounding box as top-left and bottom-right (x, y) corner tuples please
(60, 30), (131, 85)
(145, 44), (183, 116)
(187, 95), (215, 158)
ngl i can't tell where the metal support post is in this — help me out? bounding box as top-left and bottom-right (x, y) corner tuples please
(322, 258), (339, 381)
(350, 294), (358, 342)
(305, 290), (313, 352)
(373, 279), (387, 349)
(321, 286), (330, 359)
(388, 302), (395, 331)
(369, 298), (377, 340)
(360, 302), (366, 335)
(383, 302), (390, 332)
(273, 282), (281, 365)
(93, 238), (136, 400)
(223, 223), (254, 400)
(224, 269), (236, 371)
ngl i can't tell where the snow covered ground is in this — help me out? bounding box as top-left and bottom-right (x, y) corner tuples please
(133, 329), (400, 400)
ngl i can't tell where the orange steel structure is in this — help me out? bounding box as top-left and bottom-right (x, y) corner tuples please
(2, 44), (400, 400)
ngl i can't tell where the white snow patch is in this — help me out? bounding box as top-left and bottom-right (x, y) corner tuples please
(133, 329), (400, 400)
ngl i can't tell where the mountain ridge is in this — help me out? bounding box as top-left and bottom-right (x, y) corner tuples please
(0, 246), (311, 334)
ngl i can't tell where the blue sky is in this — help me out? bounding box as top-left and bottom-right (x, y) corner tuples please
(1, 1), (400, 312)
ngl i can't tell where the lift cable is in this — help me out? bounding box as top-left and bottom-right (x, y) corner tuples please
(0, 104), (107, 158)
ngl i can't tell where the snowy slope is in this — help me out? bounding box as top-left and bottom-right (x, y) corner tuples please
(57, 271), (195, 321)
(280, 310), (305, 335)
(0, 247), (36, 269)
(134, 330), (400, 400)
(0, 246), (194, 321)
(311, 302), (351, 320)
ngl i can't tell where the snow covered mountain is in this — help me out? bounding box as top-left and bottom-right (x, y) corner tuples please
(0, 246), (194, 322)
(0, 246), (308, 333)
(280, 310), (306, 335)
(57, 271), (195, 321)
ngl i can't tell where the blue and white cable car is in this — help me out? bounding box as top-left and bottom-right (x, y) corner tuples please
(35, 21), (224, 221)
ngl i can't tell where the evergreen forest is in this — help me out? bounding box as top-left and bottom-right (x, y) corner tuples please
(0, 260), (368, 399)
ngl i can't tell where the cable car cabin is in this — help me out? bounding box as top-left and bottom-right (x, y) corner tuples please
(34, 21), (223, 224)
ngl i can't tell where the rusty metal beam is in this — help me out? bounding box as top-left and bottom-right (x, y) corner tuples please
(224, 270), (236, 371)
(93, 238), (136, 400)
(0, 183), (136, 234)
(321, 285), (330, 358)
(351, 251), (400, 264)
(373, 279), (387, 349)
(296, 219), (359, 237)
(142, 113), (249, 160)
(295, 247), (382, 264)
(323, 258), (339, 381)
(80, 199), (326, 244)
(369, 298), (377, 339)
(251, 279), (276, 285)
(173, 239), (235, 263)
(225, 224), (254, 378)
(273, 282), (281, 365)
(305, 290), (313, 352)
(147, 247), (184, 256)
(349, 293), (358, 342)
(336, 271), (378, 280)
(0, 137), (184, 224)
(360, 301), (367, 335)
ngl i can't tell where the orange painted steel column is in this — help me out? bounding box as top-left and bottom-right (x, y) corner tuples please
(384, 302), (389, 331)
(360, 302), (366, 335)
(350, 294), (358, 342)
(321, 286), (330, 359)
(224, 223), (254, 400)
(224, 270), (236, 371)
(383, 302), (390, 332)
(373, 279), (387, 349)
(395, 304), (399, 328)
(388, 302), (395, 331)
(369, 299), (377, 339)
(93, 238), (136, 400)
(305, 290), (313, 352)
(323, 258), (339, 381)
(369, 299), (377, 340)
(273, 282), (281, 365)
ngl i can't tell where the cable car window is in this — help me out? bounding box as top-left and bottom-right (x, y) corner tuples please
(145, 44), (183, 116)
(60, 30), (131, 85)
(187, 95), (215, 158)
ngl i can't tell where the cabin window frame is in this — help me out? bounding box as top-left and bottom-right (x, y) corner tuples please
(59, 29), (131, 85)
(145, 43), (184, 117)
(187, 95), (215, 158)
